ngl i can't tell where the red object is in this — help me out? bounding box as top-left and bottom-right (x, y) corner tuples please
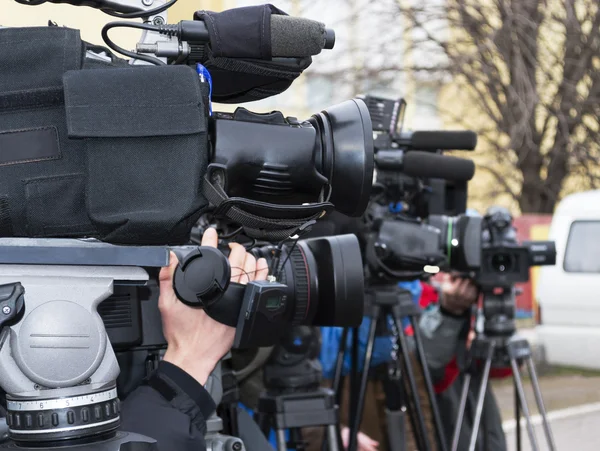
(411, 281), (513, 393)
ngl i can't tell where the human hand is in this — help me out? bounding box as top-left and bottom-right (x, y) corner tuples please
(160, 228), (268, 385)
(341, 427), (379, 451)
(440, 273), (479, 316)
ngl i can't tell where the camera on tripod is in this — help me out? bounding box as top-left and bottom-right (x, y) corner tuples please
(477, 206), (556, 286)
(0, 2), (375, 450)
(357, 95), (479, 282)
(360, 96), (557, 286)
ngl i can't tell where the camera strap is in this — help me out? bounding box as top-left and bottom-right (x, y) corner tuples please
(203, 171), (333, 241)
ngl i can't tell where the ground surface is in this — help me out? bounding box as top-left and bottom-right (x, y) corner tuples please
(492, 369), (600, 450)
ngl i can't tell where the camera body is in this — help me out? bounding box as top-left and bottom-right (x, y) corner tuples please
(477, 207), (556, 287)
(358, 95), (479, 281)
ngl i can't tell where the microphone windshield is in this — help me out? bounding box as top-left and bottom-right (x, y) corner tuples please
(403, 151), (475, 181)
(271, 15), (331, 57)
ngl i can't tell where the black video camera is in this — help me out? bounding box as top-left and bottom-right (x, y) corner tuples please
(0, 6), (374, 246)
(477, 206), (556, 287)
(356, 95), (480, 282)
(0, 4), (374, 354)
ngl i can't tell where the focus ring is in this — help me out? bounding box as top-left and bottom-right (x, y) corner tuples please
(288, 247), (309, 325)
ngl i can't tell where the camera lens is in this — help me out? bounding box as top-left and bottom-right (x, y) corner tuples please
(491, 252), (513, 273)
(253, 234), (364, 328)
(308, 99), (375, 217)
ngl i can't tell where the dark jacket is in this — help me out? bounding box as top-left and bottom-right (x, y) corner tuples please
(121, 361), (216, 451)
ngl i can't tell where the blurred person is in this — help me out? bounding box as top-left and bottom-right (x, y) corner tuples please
(418, 272), (507, 451)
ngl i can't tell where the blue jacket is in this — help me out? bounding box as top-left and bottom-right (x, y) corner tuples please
(319, 280), (422, 379)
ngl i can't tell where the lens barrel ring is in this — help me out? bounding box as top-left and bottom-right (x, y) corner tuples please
(287, 247), (310, 325)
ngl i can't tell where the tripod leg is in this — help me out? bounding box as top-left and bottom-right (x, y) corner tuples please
(394, 319), (432, 451)
(326, 424), (340, 451)
(510, 357), (540, 451)
(515, 379), (521, 451)
(276, 429), (287, 451)
(467, 343), (494, 451)
(412, 319), (449, 451)
(349, 327), (360, 426)
(525, 357), (557, 450)
(450, 373), (472, 451)
(348, 316), (378, 451)
(322, 327), (349, 451)
(332, 327), (349, 405)
(385, 406), (407, 451)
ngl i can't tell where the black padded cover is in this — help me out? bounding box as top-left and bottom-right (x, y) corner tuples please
(0, 27), (209, 245)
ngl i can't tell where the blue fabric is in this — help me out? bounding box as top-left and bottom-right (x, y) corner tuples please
(319, 280), (422, 379)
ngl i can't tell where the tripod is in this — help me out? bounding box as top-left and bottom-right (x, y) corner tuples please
(333, 285), (448, 451)
(255, 327), (342, 451)
(450, 286), (557, 451)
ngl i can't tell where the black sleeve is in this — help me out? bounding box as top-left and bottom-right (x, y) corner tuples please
(120, 361), (216, 451)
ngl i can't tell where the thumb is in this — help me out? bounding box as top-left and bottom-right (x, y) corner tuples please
(159, 251), (179, 291)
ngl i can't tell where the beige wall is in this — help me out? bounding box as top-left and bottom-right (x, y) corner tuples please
(2, 0), (226, 48)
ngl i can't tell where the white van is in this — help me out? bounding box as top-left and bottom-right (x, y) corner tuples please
(537, 190), (600, 369)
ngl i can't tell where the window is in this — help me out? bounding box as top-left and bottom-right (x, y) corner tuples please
(563, 221), (600, 272)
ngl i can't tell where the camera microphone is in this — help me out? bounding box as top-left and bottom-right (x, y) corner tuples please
(396, 130), (477, 151)
(271, 15), (335, 57)
(376, 150), (475, 181)
(403, 151), (475, 181)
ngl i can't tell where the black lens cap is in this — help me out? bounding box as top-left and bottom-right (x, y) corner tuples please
(173, 247), (231, 308)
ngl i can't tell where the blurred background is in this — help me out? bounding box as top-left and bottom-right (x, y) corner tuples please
(4, 1), (600, 448)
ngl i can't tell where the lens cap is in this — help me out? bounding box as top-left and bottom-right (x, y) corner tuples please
(173, 247), (231, 308)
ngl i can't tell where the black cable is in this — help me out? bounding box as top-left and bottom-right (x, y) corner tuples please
(14, 0), (178, 16)
(221, 227), (244, 240)
(15, 0), (46, 5)
(101, 0), (179, 19)
(276, 238), (299, 280)
(101, 21), (166, 65)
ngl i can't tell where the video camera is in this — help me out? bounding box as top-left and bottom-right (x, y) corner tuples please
(356, 95), (478, 281)
(477, 206), (556, 287)
(359, 96), (556, 288)
(0, 2), (373, 450)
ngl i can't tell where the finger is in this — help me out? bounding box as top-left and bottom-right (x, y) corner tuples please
(158, 251), (179, 309)
(201, 227), (218, 247)
(241, 253), (257, 285)
(458, 279), (471, 296)
(255, 258), (269, 281)
(358, 433), (379, 449)
(228, 243), (246, 283)
(341, 427), (350, 448)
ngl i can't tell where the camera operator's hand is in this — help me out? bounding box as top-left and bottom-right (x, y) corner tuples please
(341, 427), (379, 451)
(160, 228), (269, 386)
(440, 273), (479, 316)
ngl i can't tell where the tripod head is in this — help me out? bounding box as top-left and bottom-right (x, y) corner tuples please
(480, 285), (516, 338)
(263, 326), (322, 394)
(0, 238), (165, 450)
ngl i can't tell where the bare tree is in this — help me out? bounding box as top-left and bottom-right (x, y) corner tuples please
(400, 0), (600, 213)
